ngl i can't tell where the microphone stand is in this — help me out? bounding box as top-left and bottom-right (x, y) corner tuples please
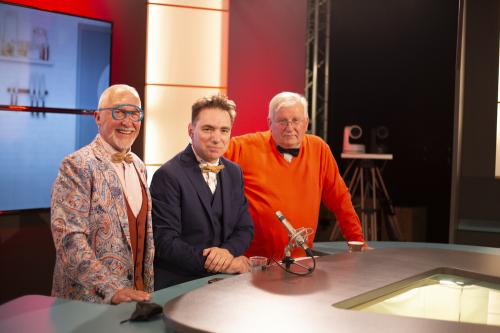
(282, 244), (295, 270)
(274, 228), (316, 276)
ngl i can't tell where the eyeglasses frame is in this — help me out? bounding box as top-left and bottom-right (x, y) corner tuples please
(98, 104), (144, 122)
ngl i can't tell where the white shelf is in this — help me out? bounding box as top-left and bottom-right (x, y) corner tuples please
(341, 152), (393, 160)
(0, 55), (53, 66)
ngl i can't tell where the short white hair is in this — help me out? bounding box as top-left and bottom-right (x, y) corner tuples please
(98, 84), (140, 109)
(268, 92), (308, 119)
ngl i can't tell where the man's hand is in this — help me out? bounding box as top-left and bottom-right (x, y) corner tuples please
(111, 288), (150, 305)
(223, 256), (250, 274)
(203, 247), (233, 273)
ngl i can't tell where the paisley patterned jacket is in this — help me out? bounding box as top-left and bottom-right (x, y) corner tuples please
(50, 136), (154, 303)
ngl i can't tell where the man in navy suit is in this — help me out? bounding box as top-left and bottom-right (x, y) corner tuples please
(151, 95), (254, 289)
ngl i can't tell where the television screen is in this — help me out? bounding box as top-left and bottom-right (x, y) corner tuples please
(0, 2), (112, 211)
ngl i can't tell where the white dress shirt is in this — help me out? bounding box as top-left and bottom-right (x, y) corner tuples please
(192, 147), (220, 194)
(98, 135), (143, 216)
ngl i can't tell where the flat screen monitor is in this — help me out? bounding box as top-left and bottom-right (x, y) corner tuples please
(0, 2), (112, 212)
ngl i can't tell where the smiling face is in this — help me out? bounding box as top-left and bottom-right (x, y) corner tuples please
(95, 88), (142, 152)
(188, 107), (232, 163)
(268, 103), (309, 148)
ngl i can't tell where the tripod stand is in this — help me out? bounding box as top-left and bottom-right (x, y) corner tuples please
(330, 153), (403, 241)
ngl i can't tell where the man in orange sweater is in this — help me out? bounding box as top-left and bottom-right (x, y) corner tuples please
(225, 92), (365, 260)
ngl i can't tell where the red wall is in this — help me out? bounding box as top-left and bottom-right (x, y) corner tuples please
(227, 0), (308, 135)
(6, 0), (148, 156)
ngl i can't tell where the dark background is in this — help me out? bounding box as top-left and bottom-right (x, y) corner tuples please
(327, 0), (459, 243)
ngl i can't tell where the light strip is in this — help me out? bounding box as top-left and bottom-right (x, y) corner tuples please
(148, 3), (228, 12)
(144, 0), (229, 164)
(147, 83), (227, 89)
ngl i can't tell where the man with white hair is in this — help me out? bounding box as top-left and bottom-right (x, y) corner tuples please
(225, 91), (365, 260)
(51, 84), (154, 304)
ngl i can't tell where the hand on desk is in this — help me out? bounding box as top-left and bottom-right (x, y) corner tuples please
(111, 288), (150, 305)
(203, 247), (234, 273)
(223, 256), (250, 274)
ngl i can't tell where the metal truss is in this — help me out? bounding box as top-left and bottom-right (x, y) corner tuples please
(304, 0), (331, 140)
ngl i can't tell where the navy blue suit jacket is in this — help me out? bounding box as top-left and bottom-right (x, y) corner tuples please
(151, 144), (254, 289)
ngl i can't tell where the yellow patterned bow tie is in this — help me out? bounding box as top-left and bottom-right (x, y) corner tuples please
(111, 152), (133, 164)
(199, 164), (225, 174)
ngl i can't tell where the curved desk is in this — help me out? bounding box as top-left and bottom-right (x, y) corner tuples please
(1, 242), (499, 333)
(163, 242), (500, 333)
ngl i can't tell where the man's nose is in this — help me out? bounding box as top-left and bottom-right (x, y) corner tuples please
(210, 131), (222, 142)
(121, 115), (134, 126)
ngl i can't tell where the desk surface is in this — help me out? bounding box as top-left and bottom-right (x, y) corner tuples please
(1, 242), (499, 333)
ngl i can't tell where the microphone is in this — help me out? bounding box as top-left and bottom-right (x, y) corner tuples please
(275, 211), (313, 257)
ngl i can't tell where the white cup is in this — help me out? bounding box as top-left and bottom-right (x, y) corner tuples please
(348, 241), (365, 252)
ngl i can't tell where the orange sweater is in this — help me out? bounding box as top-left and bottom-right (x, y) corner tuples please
(225, 131), (364, 260)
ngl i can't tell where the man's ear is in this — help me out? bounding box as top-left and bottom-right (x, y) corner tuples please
(267, 117), (272, 128)
(188, 123), (193, 140)
(94, 111), (101, 126)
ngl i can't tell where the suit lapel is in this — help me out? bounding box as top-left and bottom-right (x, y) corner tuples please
(220, 158), (232, 240)
(91, 137), (132, 249)
(132, 158), (152, 211)
(132, 159), (147, 188)
(180, 145), (216, 228)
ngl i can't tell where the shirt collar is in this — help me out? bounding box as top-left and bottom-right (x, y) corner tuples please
(277, 145), (300, 156)
(191, 144), (220, 166)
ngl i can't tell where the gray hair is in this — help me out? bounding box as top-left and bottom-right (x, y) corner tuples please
(268, 92), (308, 119)
(98, 84), (141, 109)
